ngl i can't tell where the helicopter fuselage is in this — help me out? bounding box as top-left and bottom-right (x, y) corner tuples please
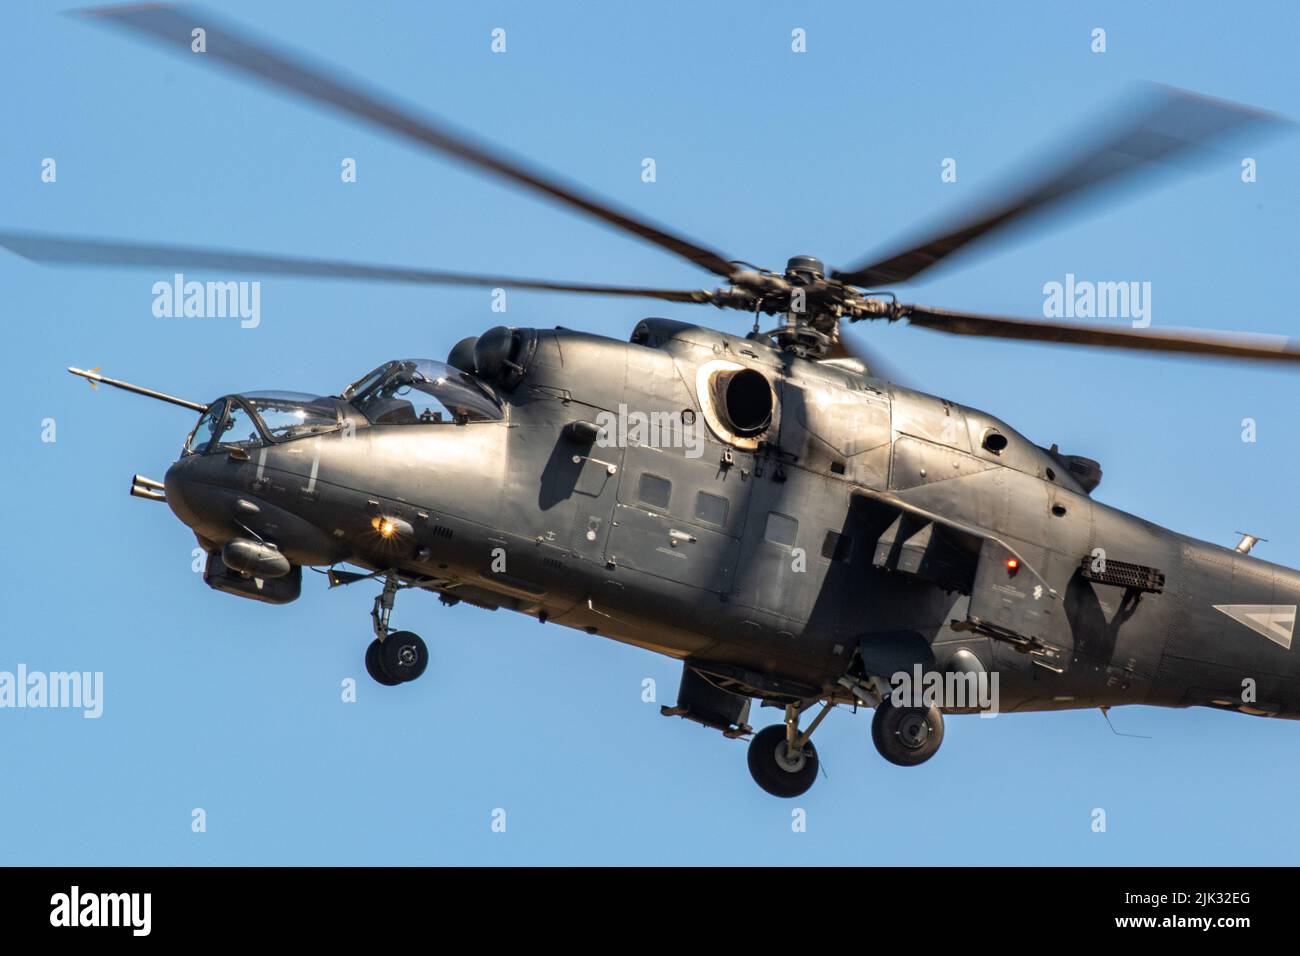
(163, 318), (1300, 722)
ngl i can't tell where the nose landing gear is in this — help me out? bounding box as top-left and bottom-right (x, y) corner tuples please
(746, 701), (832, 798)
(364, 573), (429, 686)
(366, 630), (428, 685)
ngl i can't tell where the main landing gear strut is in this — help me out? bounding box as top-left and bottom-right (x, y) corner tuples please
(363, 572), (429, 686)
(744, 692), (946, 797)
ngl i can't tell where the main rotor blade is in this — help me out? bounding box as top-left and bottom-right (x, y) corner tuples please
(77, 3), (737, 279)
(901, 305), (1300, 364)
(0, 231), (711, 303)
(834, 86), (1284, 288)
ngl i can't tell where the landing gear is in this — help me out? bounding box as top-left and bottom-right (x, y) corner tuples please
(748, 726), (818, 798)
(379, 631), (428, 682)
(365, 639), (401, 686)
(871, 699), (944, 766)
(364, 572), (429, 686)
(747, 702), (831, 798)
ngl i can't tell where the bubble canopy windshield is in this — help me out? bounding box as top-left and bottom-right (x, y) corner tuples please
(343, 359), (503, 425)
(183, 391), (341, 455)
(241, 392), (342, 441)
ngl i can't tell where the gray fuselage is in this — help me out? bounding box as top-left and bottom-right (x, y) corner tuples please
(163, 318), (1300, 720)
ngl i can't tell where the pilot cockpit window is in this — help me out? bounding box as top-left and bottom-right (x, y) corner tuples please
(346, 360), (503, 425)
(184, 399), (225, 456)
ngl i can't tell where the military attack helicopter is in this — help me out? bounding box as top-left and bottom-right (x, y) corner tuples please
(12, 4), (1300, 797)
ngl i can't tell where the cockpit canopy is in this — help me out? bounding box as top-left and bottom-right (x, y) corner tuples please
(244, 392), (341, 440)
(184, 391), (340, 456)
(182, 361), (501, 456)
(343, 359), (502, 425)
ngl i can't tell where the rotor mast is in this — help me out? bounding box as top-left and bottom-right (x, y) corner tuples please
(717, 255), (893, 359)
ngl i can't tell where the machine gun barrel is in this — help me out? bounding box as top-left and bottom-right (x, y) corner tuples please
(129, 474), (166, 502)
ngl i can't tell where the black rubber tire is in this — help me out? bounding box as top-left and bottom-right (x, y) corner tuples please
(365, 639), (402, 686)
(380, 631), (429, 683)
(746, 724), (819, 798)
(871, 700), (944, 767)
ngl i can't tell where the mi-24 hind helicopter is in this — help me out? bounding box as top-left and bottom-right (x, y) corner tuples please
(12, 4), (1300, 797)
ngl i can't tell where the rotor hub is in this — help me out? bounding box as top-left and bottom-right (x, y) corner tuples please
(784, 255), (826, 282)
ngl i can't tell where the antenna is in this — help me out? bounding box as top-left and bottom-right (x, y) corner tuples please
(1100, 706), (1152, 740)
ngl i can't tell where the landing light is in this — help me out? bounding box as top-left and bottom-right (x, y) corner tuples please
(371, 515), (412, 539)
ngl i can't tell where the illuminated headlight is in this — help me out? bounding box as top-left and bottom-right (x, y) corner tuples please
(371, 515), (413, 539)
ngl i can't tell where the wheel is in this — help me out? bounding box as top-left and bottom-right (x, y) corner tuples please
(365, 639), (401, 686)
(746, 724), (819, 798)
(871, 700), (944, 766)
(380, 630), (428, 683)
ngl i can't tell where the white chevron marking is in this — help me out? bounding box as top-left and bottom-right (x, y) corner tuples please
(1212, 604), (1296, 650)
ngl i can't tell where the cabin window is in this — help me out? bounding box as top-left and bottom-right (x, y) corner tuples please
(638, 473), (671, 510)
(765, 512), (798, 548)
(694, 491), (729, 527)
(821, 530), (853, 562)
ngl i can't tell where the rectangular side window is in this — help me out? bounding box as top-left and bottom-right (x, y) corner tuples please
(764, 512), (798, 548)
(821, 530), (853, 562)
(638, 473), (671, 510)
(694, 491), (729, 526)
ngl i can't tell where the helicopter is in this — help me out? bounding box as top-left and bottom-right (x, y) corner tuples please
(10, 3), (1300, 798)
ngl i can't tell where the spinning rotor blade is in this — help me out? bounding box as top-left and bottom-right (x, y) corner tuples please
(901, 305), (1300, 364)
(77, 3), (737, 279)
(834, 86), (1283, 288)
(0, 231), (710, 303)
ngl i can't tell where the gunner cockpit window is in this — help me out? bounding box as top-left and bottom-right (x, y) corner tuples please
(184, 399), (225, 456)
(185, 393), (341, 454)
(243, 392), (340, 441)
(217, 401), (261, 449)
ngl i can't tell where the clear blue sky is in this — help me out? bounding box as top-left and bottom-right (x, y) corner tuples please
(3, 0), (1299, 865)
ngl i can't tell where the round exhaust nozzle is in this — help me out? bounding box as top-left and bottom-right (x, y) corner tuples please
(713, 367), (773, 437)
